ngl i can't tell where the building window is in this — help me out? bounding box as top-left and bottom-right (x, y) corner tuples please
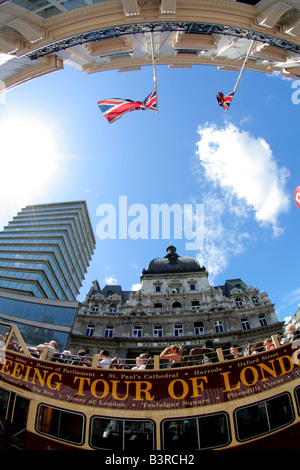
(190, 284), (196, 291)
(109, 307), (117, 313)
(172, 302), (182, 309)
(192, 301), (200, 310)
(194, 321), (204, 335)
(241, 318), (250, 330)
(86, 324), (94, 337)
(155, 286), (161, 292)
(252, 296), (259, 304)
(154, 303), (162, 309)
(133, 326), (142, 338)
(153, 325), (163, 337)
(105, 326), (114, 338)
(171, 287), (180, 294)
(259, 315), (267, 327)
(235, 298), (243, 306)
(92, 305), (99, 312)
(214, 321), (224, 333)
(174, 324), (184, 337)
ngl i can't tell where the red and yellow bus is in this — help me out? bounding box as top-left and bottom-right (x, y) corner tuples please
(1, 321), (300, 450)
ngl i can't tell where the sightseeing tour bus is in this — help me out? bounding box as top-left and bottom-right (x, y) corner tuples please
(0, 320), (300, 451)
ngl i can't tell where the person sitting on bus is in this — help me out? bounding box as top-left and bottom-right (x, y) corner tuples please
(62, 350), (72, 364)
(230, 344), (243, 359)
(282, 324), (300, 344)
(263, 338), (275, 351)
(97, 349), (112, 369)
(249, 342), (264, 354)
(36, 340), (58, 360)
(71, 348), (91, 366)
(132, 353), (149, 370)
(160, 345), (183, 368)
(190, 340), (218, 365)
(4, 333), (20, 352)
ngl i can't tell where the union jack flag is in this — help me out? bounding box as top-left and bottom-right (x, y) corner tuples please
(216, 91), (235, 112)
(143, 89), (157, 111)
(98, 89), (157, 124)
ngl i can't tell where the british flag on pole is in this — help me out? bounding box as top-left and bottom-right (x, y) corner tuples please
(143, 89), (157, 111)
(216, 91), (235, 112)
(97, 89), (157, 124)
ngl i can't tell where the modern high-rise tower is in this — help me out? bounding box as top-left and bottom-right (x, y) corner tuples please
(0, 201), (96, 301)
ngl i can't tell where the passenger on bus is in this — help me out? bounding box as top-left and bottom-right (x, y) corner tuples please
(249, 342), (264, 354)
(71, 348), (91, 366)
(282, 324), (300, 344)
(62, 350), (72, 363)
(167, 422), (180, 441)
(4, 333), (20, 352)
(97, 349), (112, 369)
(190, 340), (218, 364)
(36, 340), (58, 360)
(160, 345), (183, 368)
(276, 332), (284, 344)
(132, 353), (149, 370)
(230, 345), (243, 358)
(263, 338), (275, 351)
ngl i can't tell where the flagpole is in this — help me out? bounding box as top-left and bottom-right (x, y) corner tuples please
(150, 31), (158, 114)
(232, 39), (255, 94)
(223, 39), (254, 113)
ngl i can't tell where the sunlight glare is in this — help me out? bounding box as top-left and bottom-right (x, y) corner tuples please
(0, 115), (62, 203)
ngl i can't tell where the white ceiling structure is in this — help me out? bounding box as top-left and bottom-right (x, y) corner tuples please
(0, 0), (300, 94)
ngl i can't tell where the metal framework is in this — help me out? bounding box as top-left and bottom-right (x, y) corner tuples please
(23, 21), (300, 61)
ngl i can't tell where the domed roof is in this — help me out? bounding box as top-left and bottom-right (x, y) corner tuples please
(142, 246), (205, 275)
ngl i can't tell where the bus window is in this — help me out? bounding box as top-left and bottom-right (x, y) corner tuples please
(124, 420), (155, 451)
(36, 404), (85, 445)
(11, 395), (30, 450)
(90, 418), (122, 450)
(198, 413), (230, 449)
(162, 413), (230, 450)
(294, 386), (300, 416)
(0, 388), (10, 447)
(267, 393), (294, 429)
(162, 418), (198, 450)
(235, 393), (294, 442)
(90, 417), (155, 450)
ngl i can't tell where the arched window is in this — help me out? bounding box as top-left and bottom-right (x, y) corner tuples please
(172, 301), (182, 309)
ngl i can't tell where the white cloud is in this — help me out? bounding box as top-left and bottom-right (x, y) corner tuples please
(105, 276), (117, 285)
(275, 287), (300, 320)
(195, 193), (250, 283)
(196, 123), (290, 235)
(270, 70), (293, 81)
(132, 283), (142, 291)
(283, 286), (300, 304)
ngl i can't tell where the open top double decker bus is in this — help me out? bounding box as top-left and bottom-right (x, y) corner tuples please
(0, 321), (300, 451)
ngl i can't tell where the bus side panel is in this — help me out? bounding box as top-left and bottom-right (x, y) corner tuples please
(231, 422), (300, 450)
(25, 431), (83, 450)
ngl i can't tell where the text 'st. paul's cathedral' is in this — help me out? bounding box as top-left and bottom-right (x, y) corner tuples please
(69, 246), (282, 359)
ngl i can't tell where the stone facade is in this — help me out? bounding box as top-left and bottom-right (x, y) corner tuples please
(68, 246), (282, 360)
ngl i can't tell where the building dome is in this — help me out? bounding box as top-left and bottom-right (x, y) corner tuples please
(142, 246), (205, 275)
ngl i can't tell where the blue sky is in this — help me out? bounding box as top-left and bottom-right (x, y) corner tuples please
(0, 61), (299, 322)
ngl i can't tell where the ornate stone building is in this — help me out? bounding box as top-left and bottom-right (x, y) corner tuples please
(69, 245), (282, 360)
